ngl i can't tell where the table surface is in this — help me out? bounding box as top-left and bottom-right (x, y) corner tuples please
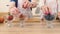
(0, 22), (60, 34)
(0, 12), (60, 34)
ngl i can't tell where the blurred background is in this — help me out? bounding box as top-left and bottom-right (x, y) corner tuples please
(0, 0), (60, 34)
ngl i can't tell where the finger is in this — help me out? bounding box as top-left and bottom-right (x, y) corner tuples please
(24, 1), (28, 7)
(27, 2), (32, 8)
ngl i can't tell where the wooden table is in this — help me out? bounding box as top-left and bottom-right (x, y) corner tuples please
(0, 22), (60, 34)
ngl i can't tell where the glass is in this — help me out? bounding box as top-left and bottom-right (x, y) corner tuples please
(4, 13), (13, 27)
(44, 13), (56, 28)
(43, 0), (57, 28)
(18, 13), (28, 27)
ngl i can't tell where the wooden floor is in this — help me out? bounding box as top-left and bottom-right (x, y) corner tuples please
(0, 22), (60, 34)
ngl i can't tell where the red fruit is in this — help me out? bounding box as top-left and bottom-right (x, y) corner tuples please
(8, 15), (13, 21)
(0, 17), (4, 23)
(19, 14), (25, 20)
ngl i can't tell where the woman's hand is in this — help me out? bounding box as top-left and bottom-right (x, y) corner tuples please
(10, 7), (20, 15)
(41, 5), (51, 14)
(22, 1), (37, 9)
